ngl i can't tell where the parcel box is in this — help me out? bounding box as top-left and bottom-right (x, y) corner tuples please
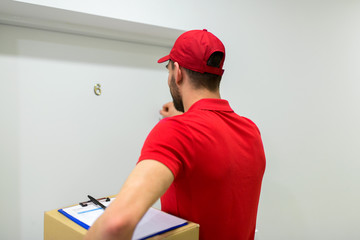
(44, 205), (199, 240)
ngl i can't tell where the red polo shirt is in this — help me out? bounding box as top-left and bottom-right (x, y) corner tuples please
(138, 99), (266, 240)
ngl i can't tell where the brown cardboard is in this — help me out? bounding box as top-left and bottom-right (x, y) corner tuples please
(44, 206), (199, 240)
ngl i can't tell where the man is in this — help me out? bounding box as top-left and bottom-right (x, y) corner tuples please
(84, 29), (266, 240)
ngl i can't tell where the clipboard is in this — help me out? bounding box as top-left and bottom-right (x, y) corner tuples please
(58, 196), (188, 240)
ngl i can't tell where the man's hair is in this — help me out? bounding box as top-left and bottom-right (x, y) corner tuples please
(170, 51), (224, 92)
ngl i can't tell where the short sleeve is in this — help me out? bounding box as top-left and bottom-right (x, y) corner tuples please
(138, 117), (194, 178)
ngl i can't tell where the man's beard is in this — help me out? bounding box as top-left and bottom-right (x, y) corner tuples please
(170, 75), (184, 112)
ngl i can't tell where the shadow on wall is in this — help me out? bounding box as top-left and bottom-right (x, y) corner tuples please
(0, 24), (171, 69)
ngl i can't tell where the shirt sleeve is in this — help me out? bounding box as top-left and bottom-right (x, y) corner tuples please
(137, 117), (193, 178)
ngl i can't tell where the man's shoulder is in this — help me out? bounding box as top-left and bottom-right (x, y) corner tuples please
(155, 115), (191, 131)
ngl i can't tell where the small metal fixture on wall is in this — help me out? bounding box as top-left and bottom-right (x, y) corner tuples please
(94, 84), (101, 96)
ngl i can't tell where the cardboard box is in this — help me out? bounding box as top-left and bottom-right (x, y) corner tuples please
(44, 206), (199, 240)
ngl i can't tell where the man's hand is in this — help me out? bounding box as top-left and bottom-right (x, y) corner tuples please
(160, 102), (183, 118)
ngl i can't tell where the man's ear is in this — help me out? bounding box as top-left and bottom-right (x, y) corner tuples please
(173, 62), (183, 85)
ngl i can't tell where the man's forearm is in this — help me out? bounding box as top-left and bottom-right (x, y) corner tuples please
(83, 160), (174, 240)
(84, 209), (136, 240)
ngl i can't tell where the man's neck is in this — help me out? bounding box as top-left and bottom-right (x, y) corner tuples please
(182, 88), (221, 112)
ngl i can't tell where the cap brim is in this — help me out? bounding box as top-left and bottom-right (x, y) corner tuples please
(157, 55), (170, 63)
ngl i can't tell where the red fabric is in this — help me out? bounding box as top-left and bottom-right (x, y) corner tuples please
(138, 99), (266, 240)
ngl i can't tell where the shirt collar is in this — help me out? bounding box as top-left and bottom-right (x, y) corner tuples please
(187, 98), (234, 112)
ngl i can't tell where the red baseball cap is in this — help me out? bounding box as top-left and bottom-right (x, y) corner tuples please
(158, 29), (225, 76)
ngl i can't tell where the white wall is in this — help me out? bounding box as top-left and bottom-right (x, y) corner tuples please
(0, 24), (170, 239)
(1, 0), (360, 240)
